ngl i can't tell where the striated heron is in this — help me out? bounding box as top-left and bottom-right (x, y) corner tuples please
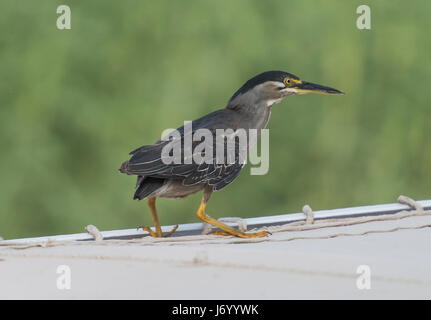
(119, 71), (343, 238)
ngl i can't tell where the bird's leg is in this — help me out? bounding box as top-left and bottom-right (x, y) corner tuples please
(197, 187), (270, 238)
(139, 198), (178, 237)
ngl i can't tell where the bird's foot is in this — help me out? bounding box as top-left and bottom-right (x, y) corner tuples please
(138, 224), (179, 238)
(211, 230), (271, 238)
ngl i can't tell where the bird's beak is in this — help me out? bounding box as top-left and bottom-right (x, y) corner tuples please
(293, 81), (344, 95)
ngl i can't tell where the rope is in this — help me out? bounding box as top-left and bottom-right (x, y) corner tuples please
(1, 195), (430, 249)
(263, 195), (426, 233)
(202, 217), (247, 234)
(85, 224), (103, 241)
(397, 195), (423, 211)
(302, 205), (314, 224)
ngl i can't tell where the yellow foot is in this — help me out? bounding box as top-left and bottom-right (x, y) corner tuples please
(211, 230), (271, 238)
(138, 225), (179, 238)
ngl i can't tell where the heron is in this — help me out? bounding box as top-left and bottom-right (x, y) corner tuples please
(119, 70), (343, 238)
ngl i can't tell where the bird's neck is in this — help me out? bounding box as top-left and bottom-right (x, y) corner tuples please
(226, 101), (273, 131)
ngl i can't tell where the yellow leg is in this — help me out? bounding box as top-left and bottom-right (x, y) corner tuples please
(139, 198), (178, 238)
(197, 189), (270, 238)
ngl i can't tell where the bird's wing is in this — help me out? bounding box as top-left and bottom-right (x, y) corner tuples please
(124, 109), (246, 191)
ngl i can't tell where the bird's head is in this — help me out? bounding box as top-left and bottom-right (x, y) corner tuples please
(228, 70), (343, 109)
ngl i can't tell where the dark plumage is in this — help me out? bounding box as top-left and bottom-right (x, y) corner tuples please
(120, 108), (245, 199)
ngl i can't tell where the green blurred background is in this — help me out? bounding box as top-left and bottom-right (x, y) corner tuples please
(1, 0), (430, 239)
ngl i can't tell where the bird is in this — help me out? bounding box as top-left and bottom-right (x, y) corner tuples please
(119, 70), (343, 238)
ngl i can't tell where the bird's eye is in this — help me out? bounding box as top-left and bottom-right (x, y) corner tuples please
(284, 77), (301, 87)
(284, 78), (293, 86)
